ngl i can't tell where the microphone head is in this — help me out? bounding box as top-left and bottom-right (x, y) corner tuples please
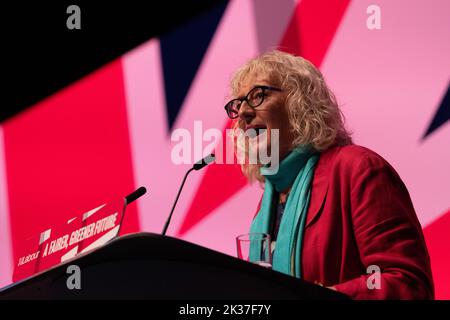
(193, 153), (216, 170)
(125, 186), (147, 205)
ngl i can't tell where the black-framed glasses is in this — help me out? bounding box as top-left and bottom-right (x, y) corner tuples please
(224, 85), (282, 119)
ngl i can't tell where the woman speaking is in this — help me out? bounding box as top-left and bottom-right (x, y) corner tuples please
(225, 50), (433, 299)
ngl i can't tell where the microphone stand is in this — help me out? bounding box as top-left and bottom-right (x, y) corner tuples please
(162, 154), (215, 236)
(161, 167), (194, 236)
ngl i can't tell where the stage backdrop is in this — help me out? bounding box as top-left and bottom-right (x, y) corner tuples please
(0, 0), (449, 298)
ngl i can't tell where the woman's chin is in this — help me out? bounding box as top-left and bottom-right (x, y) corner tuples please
(248, 139), (271, 164)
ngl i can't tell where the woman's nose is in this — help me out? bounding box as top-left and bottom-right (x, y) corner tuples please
(238, 101), (255, 122)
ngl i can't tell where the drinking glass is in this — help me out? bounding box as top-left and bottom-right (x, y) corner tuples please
(236, 233), (272, 268)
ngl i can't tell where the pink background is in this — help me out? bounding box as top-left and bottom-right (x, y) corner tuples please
(1, 0), (449, 298)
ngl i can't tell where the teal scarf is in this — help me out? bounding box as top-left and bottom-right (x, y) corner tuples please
(249, 145), (319, 278)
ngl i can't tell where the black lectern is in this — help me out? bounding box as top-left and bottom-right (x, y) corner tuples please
(0, 233), (348, 300)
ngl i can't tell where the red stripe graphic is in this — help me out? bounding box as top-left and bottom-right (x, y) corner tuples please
(279, 0), (351, 66)
(3, 59), (139, 272)
(424, 209), (450, 300)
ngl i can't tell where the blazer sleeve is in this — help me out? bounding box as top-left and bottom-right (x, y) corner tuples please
(333, 152), (434, 299)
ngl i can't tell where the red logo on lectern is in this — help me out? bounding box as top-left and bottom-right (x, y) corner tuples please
(13, 199), (126, 282)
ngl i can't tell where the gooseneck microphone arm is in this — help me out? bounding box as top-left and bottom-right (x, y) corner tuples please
(162, 154), (215, 236)
(161, 167), (194, 236)
(118, 186), (147, 236)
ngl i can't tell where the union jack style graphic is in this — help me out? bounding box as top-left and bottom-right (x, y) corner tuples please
(0, 0), (448, 298)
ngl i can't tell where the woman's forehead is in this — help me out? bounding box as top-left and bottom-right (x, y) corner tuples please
(236, 74), (272, 95)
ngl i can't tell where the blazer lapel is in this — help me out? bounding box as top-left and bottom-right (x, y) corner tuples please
(305, 146), (340, 228)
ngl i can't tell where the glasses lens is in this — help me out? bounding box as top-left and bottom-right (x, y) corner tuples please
(247, 87), (265, 107)
(225, 100), (240, 119)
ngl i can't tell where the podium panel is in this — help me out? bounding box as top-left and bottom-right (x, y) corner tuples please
(0, 233), (348, 300)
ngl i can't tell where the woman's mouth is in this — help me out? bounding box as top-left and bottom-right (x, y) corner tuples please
(246, 125), (267, 138)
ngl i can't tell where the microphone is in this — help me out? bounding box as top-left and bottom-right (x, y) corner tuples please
(193, 153), (216, 170)
(125, 186), (147, 205)
(118, 186), (147, 236)
(162, 154), (216, 236)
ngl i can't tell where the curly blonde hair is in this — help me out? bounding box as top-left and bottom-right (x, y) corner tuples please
(230, 50), (352, 182)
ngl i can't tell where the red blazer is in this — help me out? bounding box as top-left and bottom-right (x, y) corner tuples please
(257, 145), (434, 299)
